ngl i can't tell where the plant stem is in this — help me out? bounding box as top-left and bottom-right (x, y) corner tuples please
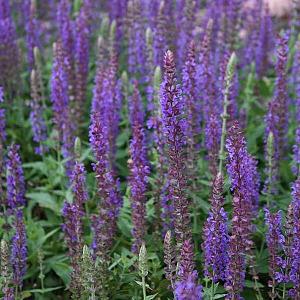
(218, 52), (236, 175)
(210, 280), (215, 300)
(142, 275), (147, 300)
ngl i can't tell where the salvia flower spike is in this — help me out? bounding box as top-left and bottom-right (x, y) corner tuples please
(160, 50), (190, 245)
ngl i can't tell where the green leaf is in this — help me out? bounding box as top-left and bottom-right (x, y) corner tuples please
(25, 286), (63, 294)
(146, 294), (158, 300)
(50, 262), (71, 285)
(214, 294), (227, 299)
(244, 280), (264, 288)
(26, 192), (61, 214)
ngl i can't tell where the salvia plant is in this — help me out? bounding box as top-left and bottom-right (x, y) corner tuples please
(2, 1), (300, 300)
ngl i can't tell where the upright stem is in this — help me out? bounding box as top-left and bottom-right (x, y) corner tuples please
(142, 275), (147, 300)
(218, 84), (230, 174)
(218, 53), (237, 174)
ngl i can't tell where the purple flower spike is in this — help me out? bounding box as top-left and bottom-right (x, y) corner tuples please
(25, 0), (40, 70)
(174, 275), (202, 300)
(71, 161), (88, 208)
(30, 70), (48, 155)
(264, 34), (288, 191)
(153, 1), (167, 66)
(264, 208), (285, 297)
(175, 239), (202, 300)
(62, 201), (84, 259)
(11, 209), (27, 288)
(182, 41), (200, 179)
(128, 82), (150, 254)
(160, 50), (190, 244)
(89, 112), (122, 259)
(50, 42), (74, 176)
(289, 178), (300, 298)
(256, 4), (274, 77)
(74, 5), (90, 123)
(293, 40), (300, 175)
(202, 173), (229, 282)
(0, 0), (19, 91)
(7, 144), (25, 210)
(225, 121), (259, 298)
(57, 0), (75, 100)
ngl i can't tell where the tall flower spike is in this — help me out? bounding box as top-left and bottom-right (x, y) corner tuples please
(293, 39), (300, 175)
(256, 4), (274, 77)
(7, 145), (25, 210)
(11, 209), (27, 289)
(163, 230), (176, 289)
(182, 40), (200, 182)
(160, 50), (190, 245)
(1, 239), (14, 299)
(74, 5), (90, 124)
(30, 69), (48, 155)
(0, 87), (6, 207)
(25, 0), (40, 70)
(225, 121), (259, 299)
(202, 173), (229, 282)
(127, 0), (146, 79)
(145, 27), (154, 110)
(57, 0), (76, 109)
(174, 275), (202, 300)
(197, 20), (221, 177)
(147, 67), (166, 232)
(0, 0), (19, 92)
(176, 0), (196, 68)
(264, 208), (285, 299)
(128, 81), (150, 254)
(153, 1), (167, 66)
(289, 178), (300, 298)
(264, 34), (288, 193)
(71, 161), (88, 208)
(174, 239), (202, 300)
(50, 42), (74, 177)
(62, 200), (84, 296)
(89, 112), (122, 259)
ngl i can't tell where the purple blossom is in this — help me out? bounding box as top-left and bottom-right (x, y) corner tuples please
(0, 0), (19, 91)
(182, 41), (201, 178)
(175, 239), (202, 300)
(11, 209), (27, 288)
(174, 276), (202, 300)
(7, 144), (25, 210)
(289, 178), (300, 297)
(57, 0), (75, 99)
(62, 201), (84, 260)
(160, 50), (190, 244)
(264, 208), (285, 295)
(74, 5), (90, 122)
(256, 5), (274, 77)
(202, 173), (229, 282)
(128, 82), (150, 254)
(89, 112), (122, 259)
(30, 70), (48, 155)
(0, 87), (6, 144)
(242, 0), (263, 67)
(153, 1), (167, 66)
(24, 0), (40, 70)
(196, 21), (221, 176)
(176, 0), (195, 68)
(264, 34), (288, 191)
(225, 121), (259, 298)
(50, 42), (74, 176)
(71, 161), (88, 207)
(127, 0), (146, 79)
(177, 239), (197, 281)
(293, 40), (300, 175)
